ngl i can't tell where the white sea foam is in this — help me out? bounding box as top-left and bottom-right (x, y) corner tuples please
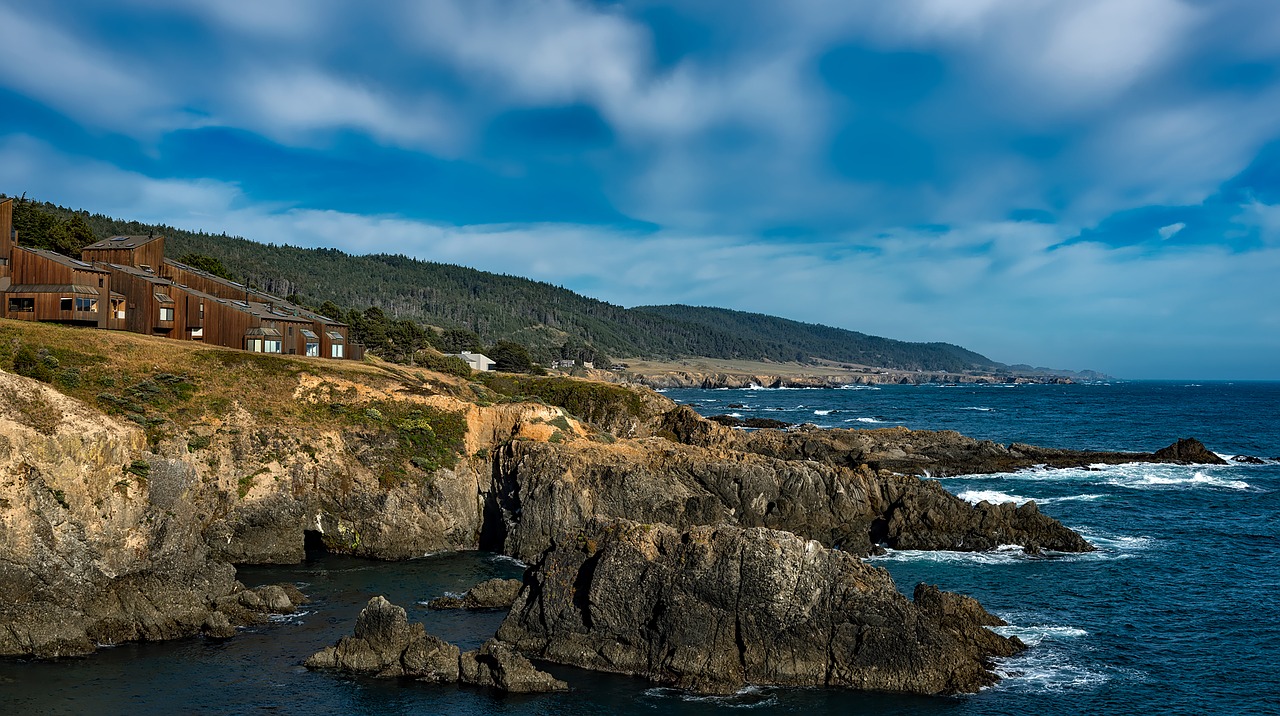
(487, 554), (529, 568)
(960, 406), (993, 411)
(814, 409), (833, 416)
(1104, 469), (1250, 491)
(957, 489), (1029, 506)
(642, 685), (778, 707)
(868, 545), (1034, 566)
(847, 417), (885, 424)
(836, 384), (880, 390)
(269, 609), (312, 624)
(942, 463), (1253, 491)
(993, 651), (1110, 694)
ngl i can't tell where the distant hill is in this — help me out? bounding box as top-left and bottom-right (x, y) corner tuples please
(5, 196), (1011, 373)
(634, 305), (1000, 372)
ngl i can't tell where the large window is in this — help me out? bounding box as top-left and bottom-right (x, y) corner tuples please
(60, 297), (73, 311)
(75, 297), (97, 312)
(8, 297), (34, 312)
(264, 339), (282, 353)
(331, 343), (344, 359)
(305, 342), (319, 357)
(246, 337), (264, 352)
(111, 299), (126, 319)
(159, 306), (174, 321)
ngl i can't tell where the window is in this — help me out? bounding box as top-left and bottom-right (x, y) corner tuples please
(287, 326), (293, 335)
(246, 338), (264, 352)
(8, 297), (34, 312)
(159, 306), (174, 321)
(190, 328), (204, 339)
(75, 297), (98, 312)
(61, 297), (73, 311)
(331, 343), (344, 359)
(112, 299), (126, 319)
(305, 342), (319, 357)
(198, 302), (204, 319)
(98, 277), (104, 288)
(264, 339), (282, 354)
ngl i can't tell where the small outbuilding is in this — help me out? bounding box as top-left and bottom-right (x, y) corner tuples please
(455, 351), (496, 371)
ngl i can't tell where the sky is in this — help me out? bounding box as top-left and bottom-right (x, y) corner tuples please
(1, 0), (1279, 379)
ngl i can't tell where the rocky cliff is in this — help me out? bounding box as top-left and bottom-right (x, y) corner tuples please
(0, 321), (1225, 677)
(497, 519), (1024, 695)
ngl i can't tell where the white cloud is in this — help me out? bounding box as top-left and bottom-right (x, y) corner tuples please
(1158, 222), (1186, 240)
(0, 5), (175, 132)
(7, 136), (1276, 378)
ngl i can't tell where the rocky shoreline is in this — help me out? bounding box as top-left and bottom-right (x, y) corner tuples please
(0, 350), (1226, 696)
(618, 370), (1077, 390)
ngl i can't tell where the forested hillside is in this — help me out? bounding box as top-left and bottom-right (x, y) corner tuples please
(3, 196), (1005, 372)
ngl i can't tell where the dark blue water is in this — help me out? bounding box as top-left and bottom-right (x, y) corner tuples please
(2, 382), (1278, 715)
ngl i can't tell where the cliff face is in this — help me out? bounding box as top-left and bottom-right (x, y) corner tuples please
(497, 519), (1024, 695)
(0, 329), (1221, 664)
(484, 437), (1092, 562)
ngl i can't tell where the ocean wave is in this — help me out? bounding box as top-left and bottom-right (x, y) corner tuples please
(843, 417), (886, 424)
(1104, 469), (1250, 491)
(869, 545), (1035, 565)
(990, 623), (1089, 647)
(955, 489), (1107, 506)
(487, 554), (529, 568)
(642, 685), (778, 708)
(960, 406), (993, 411)
(957, 489), (1029, 506)
(943, 463), (1253, 491)
(836, 384), (880, 390)
(992, 650), (1111, 694)
(814, 409), (833, 416)
(269, 609), (312, 624)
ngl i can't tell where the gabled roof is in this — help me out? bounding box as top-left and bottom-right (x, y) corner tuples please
(104, 262), (173, 285)
(83, 235), (164, 250)
(19, 247), (108, 272)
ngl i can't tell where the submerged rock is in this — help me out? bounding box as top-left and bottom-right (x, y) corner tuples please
(307, 596), (564, 692)
(497, 519), (1024, 695)
(426, 578), (523, 610)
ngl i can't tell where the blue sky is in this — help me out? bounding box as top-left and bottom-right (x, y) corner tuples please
(1, 0), (1279, 378)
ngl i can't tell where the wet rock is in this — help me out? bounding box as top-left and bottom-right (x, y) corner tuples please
(427, 578), (523, 610)
(498, 519), (1024, 695)
(307, 596), (563, 692)
(459, 639), (568, 693)
(202, 611), (237, 640)
(1152, 438), (1228, 465)
(1231, 454), (1267, 465)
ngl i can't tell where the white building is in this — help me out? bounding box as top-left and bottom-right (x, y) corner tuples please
(455, 351), (496, 371)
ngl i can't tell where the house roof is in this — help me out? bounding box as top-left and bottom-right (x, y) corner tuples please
(19, 247), (107, 273)
(104, 262), (173, 285)
(8, 283), (104, 295)
(163, 257), (347, 327)
(83, 235), (164, 250)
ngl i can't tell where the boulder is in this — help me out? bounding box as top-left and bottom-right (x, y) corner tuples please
(306, 596), (562, 692)
(497, 519), (1024, 695)
(1152, 438), (1228, 465)
(427, 578), (523, 610)
(459, 639), (568, 693)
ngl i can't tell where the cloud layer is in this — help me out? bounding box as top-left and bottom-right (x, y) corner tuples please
(2, 0), (1279, 377)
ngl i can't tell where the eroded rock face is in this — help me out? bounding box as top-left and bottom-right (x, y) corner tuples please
(485, 437), (1092, 561)
(427, 578), (523, 610)
(306, 596), (565, 692)
(497, 519), (1024, 695)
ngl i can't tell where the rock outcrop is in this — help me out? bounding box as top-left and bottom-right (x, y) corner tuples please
(497, 519), (1024, 695)
(660, 405), (1229, 475)
(484, 437), (1092, 561)
(426, 578), (523, 610)
(306, 596), (566, 693)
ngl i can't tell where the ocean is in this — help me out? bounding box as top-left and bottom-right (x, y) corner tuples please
(3, 381), (1278, 715)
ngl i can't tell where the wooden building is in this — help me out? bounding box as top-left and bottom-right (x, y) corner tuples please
(0, 198), (13, 282)
(4, 247), (125, 329)
(80, 234), (166, 272)
(0, 217), (357, 359)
